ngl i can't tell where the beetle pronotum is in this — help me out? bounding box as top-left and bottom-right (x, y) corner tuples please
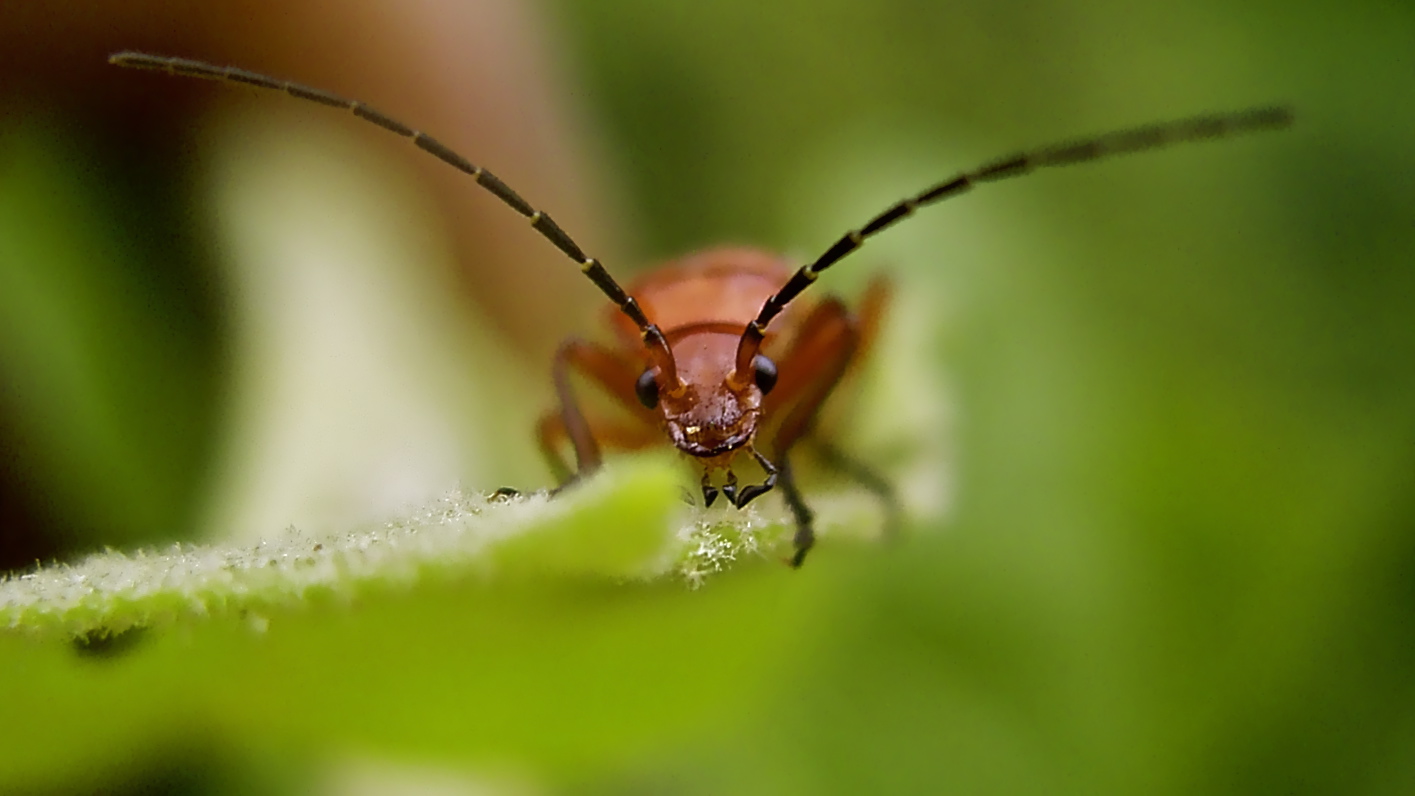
(111, 51), (1292, 567)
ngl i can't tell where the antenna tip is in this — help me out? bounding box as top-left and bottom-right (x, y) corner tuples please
(108, 51), (158, 70)
(108, 52), (143, 69)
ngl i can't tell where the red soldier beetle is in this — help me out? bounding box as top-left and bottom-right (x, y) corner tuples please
(110, 51), (1292, 567)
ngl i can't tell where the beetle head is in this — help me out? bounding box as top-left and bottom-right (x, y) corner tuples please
(636, 329), (777, 458)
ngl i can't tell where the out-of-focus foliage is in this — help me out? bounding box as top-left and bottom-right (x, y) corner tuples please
(0, 120), (220, 553)
(554, 3), (1415, 789)
(0, 0), (1411, 793)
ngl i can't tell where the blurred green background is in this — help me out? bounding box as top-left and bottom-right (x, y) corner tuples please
(1, 0), (1412, 792)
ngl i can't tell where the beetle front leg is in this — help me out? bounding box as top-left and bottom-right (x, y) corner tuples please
(732, 446), (779, 508)
(722, 447), (811, 565)
(537, 412), (660, 492)
(539, 338), (657, 490)
(549, 339), (604, 479)
(536, 413), (582, 488)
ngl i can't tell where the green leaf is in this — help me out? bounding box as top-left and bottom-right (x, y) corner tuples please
(0, 454), (829, 788)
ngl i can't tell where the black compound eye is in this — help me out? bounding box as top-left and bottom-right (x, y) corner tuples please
(635, 368), (660, 409)
(752, 355), (778, 394)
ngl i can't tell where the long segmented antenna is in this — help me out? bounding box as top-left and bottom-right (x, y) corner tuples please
(732, 105), (1294, 381)
(109, 51), (683, 389)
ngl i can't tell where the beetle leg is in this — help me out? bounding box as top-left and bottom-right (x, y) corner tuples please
(812, 437), (900, 540)
(541, 337), (655, 485)
(536, 413), (578, 485)
(770, 308), (859, 461)
(701, 473), (720, 507)
(537, 412), (659, 488)
(759, 297), (851, 414)
(720, 470), (739, 506)
(850, 276), (892, 382)
(733, 446), (779, 508)
(775, 455), (815, 567)
(551, 339), (602, 476)
(762, 277), (890, 426)
(775, 279), (896, 540)
(757, 297), (864, 565)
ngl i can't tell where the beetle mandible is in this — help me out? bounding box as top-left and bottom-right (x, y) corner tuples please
(110, 52), (1292, 566)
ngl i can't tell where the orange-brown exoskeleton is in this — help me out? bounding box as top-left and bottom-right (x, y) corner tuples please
(535, 246), (894, 567)
(111, 52), (1292, 566)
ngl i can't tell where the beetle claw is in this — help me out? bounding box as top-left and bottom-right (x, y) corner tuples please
(734, 481), (773, 508)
